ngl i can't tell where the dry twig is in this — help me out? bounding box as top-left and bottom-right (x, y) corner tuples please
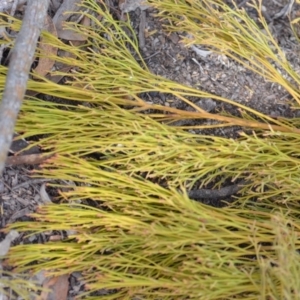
(0, 0), (49, 174)
(5, 153), (53, 166)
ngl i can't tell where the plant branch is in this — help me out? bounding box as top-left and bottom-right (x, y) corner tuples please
(0, 0), (49, 175)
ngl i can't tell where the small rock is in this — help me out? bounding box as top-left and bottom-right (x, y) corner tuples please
(195, 99), (216, 112)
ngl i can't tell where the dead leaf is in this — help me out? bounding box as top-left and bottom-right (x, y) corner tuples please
(0, 230), (19, 256)
(40, 183), (52, 204)
(81, 14), (91, 29)
(38, 274), (69, 300)
(53, 0), (88, 41)
(119, 0), (150, 13)
(49, 40), (85, 82)
(33, 15), (58, 77)
(26, 41), (85, 98)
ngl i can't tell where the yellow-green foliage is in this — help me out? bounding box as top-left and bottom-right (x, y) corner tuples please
(1, 0), (300, 299)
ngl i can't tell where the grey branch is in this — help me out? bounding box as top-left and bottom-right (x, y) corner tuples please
(0, 0), (49, 175)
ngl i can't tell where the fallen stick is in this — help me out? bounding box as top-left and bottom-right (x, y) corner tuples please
(0, 0), (49, 174)
(5, 153), (53, 166)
